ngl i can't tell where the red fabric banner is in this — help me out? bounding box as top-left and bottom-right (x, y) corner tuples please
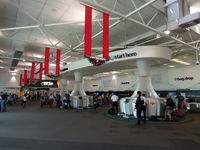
(84, 6), (92, 56)
(103, 13), (109, 60)
(56, 49), (61, 75)
(39, 63), (43, 81)
(24, 70), (27, 84)
(30, 62), (35, 81)
(44, 47), (50, 75)
(20, 74), (22, 86)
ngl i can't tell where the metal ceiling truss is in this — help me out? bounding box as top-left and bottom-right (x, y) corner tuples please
(59, 0), (158, 61)
(0, 55), (43, 63)
(82, 0), (200, 53)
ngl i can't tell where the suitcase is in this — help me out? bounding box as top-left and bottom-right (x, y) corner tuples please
(53, 101), (57, 107)
(177, 109), (183, 117)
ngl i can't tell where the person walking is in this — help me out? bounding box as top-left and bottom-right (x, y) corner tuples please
(165, 94), (175, 121)
(135, 91), (144, 125)
(111, 93), (119, 114)
(22, 93), (27, 108)
(141, 94), (147, 122)
(65, 92), (71, 109)
(1, 92), (8, 112)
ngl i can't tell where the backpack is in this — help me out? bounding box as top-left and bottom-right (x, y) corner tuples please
(108, 108), (115, 115)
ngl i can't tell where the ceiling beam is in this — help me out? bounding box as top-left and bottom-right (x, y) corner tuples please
(8, 0), (72, 49)
(0, 35), (64, 49)
(0, 55), (43, 63)
(82, 0), (200, 52)
(59, 0), (158, 61)
(0, 18), (119, 32)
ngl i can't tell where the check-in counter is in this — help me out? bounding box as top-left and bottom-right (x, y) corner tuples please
(120, 97), (166, 118)
(71, 96), (93, 109)
(82, 96), (93, 108)
(71, 96), (83, 109)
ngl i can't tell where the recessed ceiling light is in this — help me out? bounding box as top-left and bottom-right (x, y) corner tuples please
(171, 58), (191, 65)
(22, 59), (26, 62)
(164, 30), (170, 35)
(0, 59), (3, 63)
(169, 65), (175, 68)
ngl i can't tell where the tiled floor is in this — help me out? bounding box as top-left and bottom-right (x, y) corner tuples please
(0, 101), (199, 150)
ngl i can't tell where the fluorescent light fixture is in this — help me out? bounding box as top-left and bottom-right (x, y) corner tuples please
(156, 34), (161, 39)
(190, 7), (199, 14)
(50, 63), (63, 67)
(163, 63), (168, 66)
(0, 66), (4, 68)
(169, 9), (174, 14)
(0, 49), (5, 54)
(171, 58), (191, 65)
(186, 28), (190, 31)
(103, 72), (110, 75)
(112, 71), (120, 74)
(169, 65), (175, 68)
(11, 76), (16, 81)
(22, 59), (26, 62)
(0, 59), (3, 63)
(164, 30), (170, 35)
(112, 75), (116, 80)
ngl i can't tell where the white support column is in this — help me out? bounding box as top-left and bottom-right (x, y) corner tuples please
(71, 72), (87, 96)
(131, 59), (159, 98)
(60, 79), (67, 95)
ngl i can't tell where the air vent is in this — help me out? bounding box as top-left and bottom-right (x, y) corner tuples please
(10, 51), (23, 71)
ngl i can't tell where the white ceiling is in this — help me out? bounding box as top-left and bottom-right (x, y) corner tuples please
(0, 0), (200, 78)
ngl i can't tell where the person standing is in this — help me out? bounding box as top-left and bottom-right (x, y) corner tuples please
(22, 93), (27, 108)
(40, 93), (44, 108)
(65, 92), (71, 109)
(175, 92), (185, 115)
(165, 94), (175, 121)
(111, 93), (119, 114)
(49, 93), (54, 108)
(1, 92), (8, 112)
(141, 94), (147, 122)
(135, 91), (144, 125)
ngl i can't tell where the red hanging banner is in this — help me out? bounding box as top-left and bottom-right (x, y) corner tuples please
(24, 70), (27, 84)
(20, 74), (22, 86)
(30, 62), (35, 81)
(84, 6), (92, 57)
(39, 63), (43, 81)
(103, 13), (109, 60)
(44, 47), (50, 75)
(56, 49), (61, 75)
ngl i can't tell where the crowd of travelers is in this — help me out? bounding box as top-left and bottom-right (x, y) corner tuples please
(0, 91), (19, 112)
(1, 90), (187, 125)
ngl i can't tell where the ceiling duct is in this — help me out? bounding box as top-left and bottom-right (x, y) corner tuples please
(10, 51), (23, 71)
(179, 12), (200, 28)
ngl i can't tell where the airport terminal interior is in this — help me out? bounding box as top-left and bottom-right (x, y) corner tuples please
(0, 0), (200, 149)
